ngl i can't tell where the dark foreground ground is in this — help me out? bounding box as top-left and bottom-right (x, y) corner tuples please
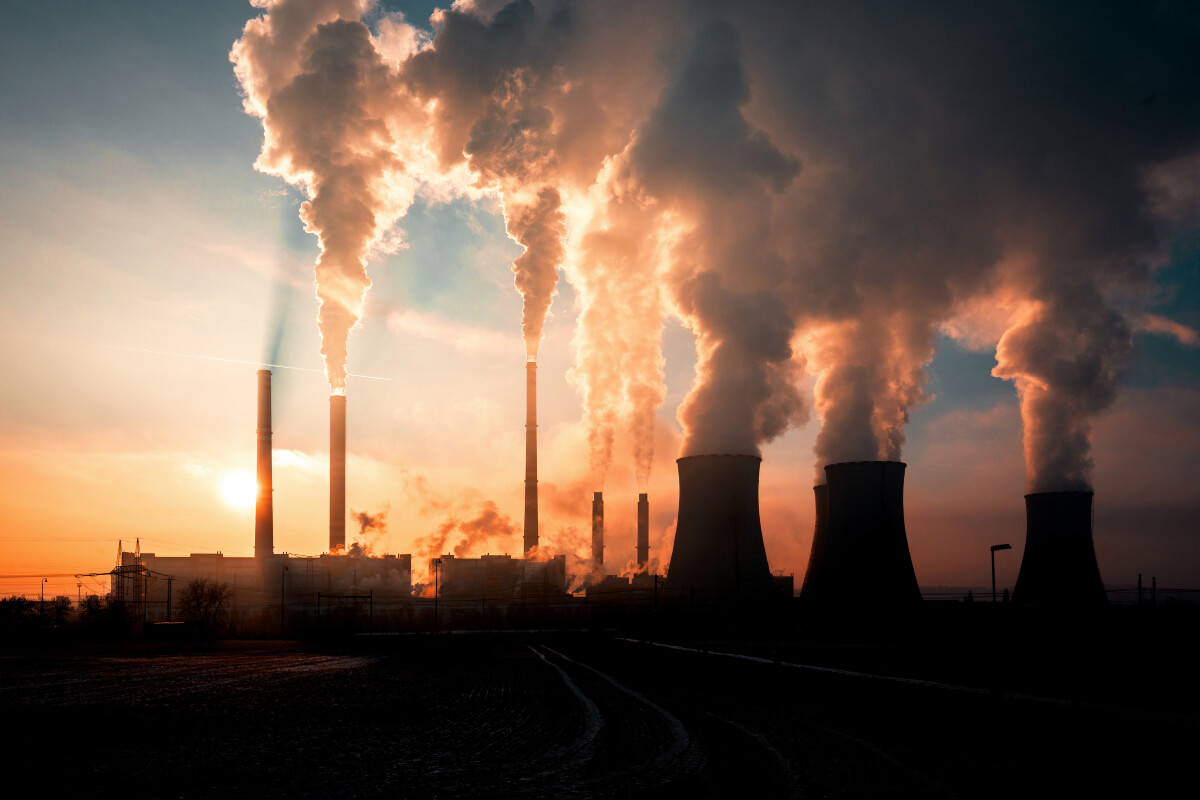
(3, 626), (1197, 799)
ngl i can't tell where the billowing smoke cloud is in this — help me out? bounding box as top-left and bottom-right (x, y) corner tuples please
(234, 1), (1200, 505)
(415, 500), (517, 561)
(568, 173), (667, 485)
(348, 503), (389, 556)
(232, 0), (431, 393)
(712, 1), (1200, 490)
(404, 3), (571, 360)
(623, 21), (807, 457)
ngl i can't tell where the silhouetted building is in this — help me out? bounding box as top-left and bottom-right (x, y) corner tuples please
(431, 554), (568, 600)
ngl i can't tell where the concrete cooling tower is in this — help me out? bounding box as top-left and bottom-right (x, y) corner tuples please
(666, 455), (772, 602)
(1012, 491), (1107, 607)
(800, 461), (921, 604)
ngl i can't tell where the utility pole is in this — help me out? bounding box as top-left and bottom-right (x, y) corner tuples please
(433, 558), (442, 635)
(166, 577), (173, 622)
(281, 564), (288, 638)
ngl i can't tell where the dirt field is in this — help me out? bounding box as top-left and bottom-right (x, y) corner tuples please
(3, 634), (1195, 798)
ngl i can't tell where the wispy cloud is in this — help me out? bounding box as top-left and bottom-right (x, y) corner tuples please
(387, 308), (521, 357)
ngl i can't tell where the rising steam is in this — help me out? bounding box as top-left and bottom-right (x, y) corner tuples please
(233, 1), (1200, 503)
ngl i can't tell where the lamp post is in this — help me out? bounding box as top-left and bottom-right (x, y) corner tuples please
(990, 544), (1012, 603)
(281, 563), (288, 638)
(41, 578), (47, 613)
(433, 558), (442, 635)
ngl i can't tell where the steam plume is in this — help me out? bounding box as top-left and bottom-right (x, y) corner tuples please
(232, 0), (423, 393)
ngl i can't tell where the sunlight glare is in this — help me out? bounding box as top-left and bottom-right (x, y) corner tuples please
(220, 470), (257, 509)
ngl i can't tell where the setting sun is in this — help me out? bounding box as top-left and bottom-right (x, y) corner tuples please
(220, 471), (257, 509)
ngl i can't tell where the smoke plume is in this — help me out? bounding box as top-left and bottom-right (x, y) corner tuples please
(232, 0), (427, 393)
(233, 1), (1200, 504)
(625, 21), (807, 456)
(348, 503), (389, 556)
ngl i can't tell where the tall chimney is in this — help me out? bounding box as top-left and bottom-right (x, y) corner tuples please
(667, 455), (772, 602)
(591, 491), (604, 570)
(800, 461), (920, 604)
(1012, 491), (1106, 606)
(329, 394), (346, 553)
(636, 493), (650, 569)
(523, 361), (538, 555)
(254, 369), (273, 559)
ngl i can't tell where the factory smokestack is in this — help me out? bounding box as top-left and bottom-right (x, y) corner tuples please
(637, 493), (649, 569)
(330, 394), (346, 554)
(800, 462), (920, 604)
(254, 370), (273, 559)
(667, 455), (772, 602)
(592, 492), (604, 570)
(1012, 491), (1106, 606)
(524, 361), (538, 555)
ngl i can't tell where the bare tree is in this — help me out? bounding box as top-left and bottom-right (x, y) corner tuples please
(179, 578), (232, 634)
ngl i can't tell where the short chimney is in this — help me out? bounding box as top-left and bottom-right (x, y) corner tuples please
(591, 491), (604, 570)
(636, 493), (650, 569)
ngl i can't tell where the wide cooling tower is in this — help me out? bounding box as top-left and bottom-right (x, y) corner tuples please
(800, 461), (920, 604)
(667, 455), (772, 602)
(1012, 491), (1106, 607)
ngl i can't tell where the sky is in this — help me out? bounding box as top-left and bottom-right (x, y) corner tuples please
(1, 0), (1198, 600)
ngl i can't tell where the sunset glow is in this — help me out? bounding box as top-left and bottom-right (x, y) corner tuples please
(220, 471), (257, 510)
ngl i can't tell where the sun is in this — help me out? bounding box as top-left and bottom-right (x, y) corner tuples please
(220, 471), (257, 509)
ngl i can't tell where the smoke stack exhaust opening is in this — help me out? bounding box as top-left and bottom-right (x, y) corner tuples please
(524, 361), (538, 556)
(1012, 491), (1106, 607)
(800, 462), (920, 604)
(592, 492), (604, 570)
(254, 369), (273, 559)
(330, 394), (346, 554)
(667, 455), (772, 603)
(637, 493), (650, 569)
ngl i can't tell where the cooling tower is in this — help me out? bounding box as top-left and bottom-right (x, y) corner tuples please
(800, 461), (920, 604)
(1012, 491), (1107, 606)
(592, 492), (604, 570)
(524, 361), (538, 555)
(637, 493), (650, 569)
(667, 455), (772, 602)
(254, 370), (273, 558)
(798, 484), (829, 593)
(329, 394), (346, 553)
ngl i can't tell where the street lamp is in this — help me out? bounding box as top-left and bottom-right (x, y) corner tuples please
(433, 558), (445, 633)
(41, 578), (48, 613)
(990, 544), (1012, 603)
(281, 564), (289, 638)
